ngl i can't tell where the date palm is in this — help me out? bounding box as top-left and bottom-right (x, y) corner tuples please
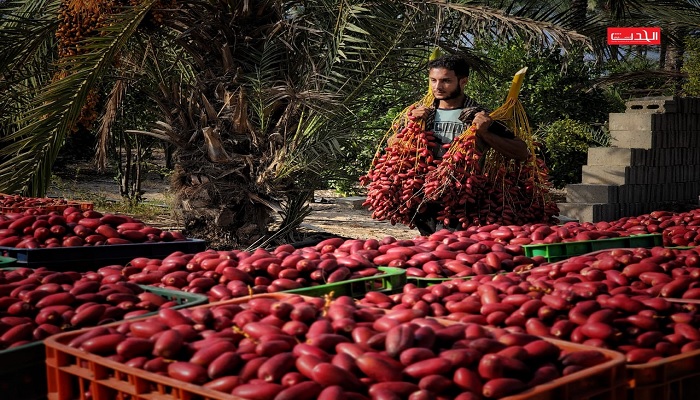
(0, 0), (591, 248)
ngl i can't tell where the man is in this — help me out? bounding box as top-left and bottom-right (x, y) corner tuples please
(409, 55), (529, 235)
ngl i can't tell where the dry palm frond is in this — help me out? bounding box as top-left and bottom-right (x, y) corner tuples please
(202, 126), (233, 163)
(95, 78), (126, 171)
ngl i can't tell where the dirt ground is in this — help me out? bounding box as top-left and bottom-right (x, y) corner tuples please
(48, 160), (567, 243)
(304, 193), (418, 241)
(48, 165), (420, 241)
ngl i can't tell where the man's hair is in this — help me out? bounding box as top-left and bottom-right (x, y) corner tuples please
(428, 55), (470, 79)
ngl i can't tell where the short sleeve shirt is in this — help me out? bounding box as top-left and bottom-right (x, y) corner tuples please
(434, 108), (467, 157)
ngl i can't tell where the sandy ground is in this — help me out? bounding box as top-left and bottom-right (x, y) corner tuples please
(48, 167), (420, 241)
(304, 195), (418, 241)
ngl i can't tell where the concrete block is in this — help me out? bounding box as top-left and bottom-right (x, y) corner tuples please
(610, 113), (655, 131)
(625, 97), (677, 114)
(609, 130), (653, 149)
(587, 147), (632, 166)
(566, 184), (618, 203)
(636, 185), (648, 202)
(556, 202), (620, 223)
(632, 149), (645, 165)
(581, 165), (628, 185)
(333, 196), (366, 209)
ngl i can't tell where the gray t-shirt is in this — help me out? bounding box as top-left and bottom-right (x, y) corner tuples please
(433, 108), (466, 157)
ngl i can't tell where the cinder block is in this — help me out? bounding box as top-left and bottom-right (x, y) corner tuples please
(566, 184), (619, 203)
(581, 165), (630, 186)
(587, 147), (633, 166)
(625, 97), (677, 114)
(556, 202), (620, 223)
(609, 113), (654, 131)
(581, 165), (628, 185)
(639, 149), (647, 165)
(609, 130), (653, 149)
(636, 185), (648, 202)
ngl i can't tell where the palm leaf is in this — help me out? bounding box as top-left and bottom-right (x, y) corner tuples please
(0, 1), (158, 195)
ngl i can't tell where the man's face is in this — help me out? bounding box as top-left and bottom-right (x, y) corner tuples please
(429, 68), (467, 101)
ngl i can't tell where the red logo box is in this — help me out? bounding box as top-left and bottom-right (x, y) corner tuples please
(607, 27), (661, 45)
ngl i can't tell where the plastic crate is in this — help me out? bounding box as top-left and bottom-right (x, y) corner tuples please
(0, 340), (45, 400)
(283, 266), (406, 297)
(422, 317), (628, 400)
(626, 346), (700, 400)
(501, 337), (627, 400)
(44, 300), (626, 400)
(407, 275), (474, 288)
(522, 234), (663, 262)
(664, 246), (698, 250)
(43, 293), (317, 400)
(0, 286), (206, 400)
(0, 239), (207, 269)
(0, 256), (16, 267)
(0, 200), (94, 214)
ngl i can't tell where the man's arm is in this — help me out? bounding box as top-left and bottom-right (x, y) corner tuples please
(473, 112), (529, 161)
(478, 129), (530, 161)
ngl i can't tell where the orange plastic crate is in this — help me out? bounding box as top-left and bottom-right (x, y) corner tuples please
(626, 349), (700, 400)
(425, 317), (628, 400)
(502, 337), (627, 400)
(45, 293), (627, 400)
(625, 299), (700, 400)
(0, 194), (93, 214)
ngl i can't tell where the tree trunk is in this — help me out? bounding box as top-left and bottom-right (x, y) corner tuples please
(571, 0), (587, 25)
(570, 0), (588, 61)
(664, 27), (687, 94)
(664, 30), (685, 73)
(171, 146), (275, 250)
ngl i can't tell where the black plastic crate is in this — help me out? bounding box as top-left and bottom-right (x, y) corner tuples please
(0, 239), (206, 270)
(0, 284), (207, 400)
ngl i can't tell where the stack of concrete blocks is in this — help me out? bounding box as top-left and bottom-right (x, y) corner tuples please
(557, 97), (700, 222)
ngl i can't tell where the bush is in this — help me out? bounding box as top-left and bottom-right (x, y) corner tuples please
(682, 36), (700, 96)
(464, 40), (622, 132)
(541, 119), (611, 188)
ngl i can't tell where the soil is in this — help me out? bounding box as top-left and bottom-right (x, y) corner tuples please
(48, 162), (421, 242)
(48, 160), (567, 245)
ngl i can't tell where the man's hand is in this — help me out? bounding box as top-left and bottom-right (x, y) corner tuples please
(472, 111), (493, 136)
(408, 105), (429, 121)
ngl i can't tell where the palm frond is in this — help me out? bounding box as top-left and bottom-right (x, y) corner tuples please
(95, 78), (127, 171)
(0, 1), (159, 196)
(590, 69), (687, 89)
(0, 0), (60, 76)
(430, 0), (592, 50)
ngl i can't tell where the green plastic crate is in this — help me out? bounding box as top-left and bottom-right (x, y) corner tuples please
(283, 266), (406, 297)
(406, 270), (510, 288)
(523, 234), (663, 262)
(665, 246), (698, 250)
(0, 256), (16, 267)
(407, 275), (474, 288)
(0, 284), (206, 400)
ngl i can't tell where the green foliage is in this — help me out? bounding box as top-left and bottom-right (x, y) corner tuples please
(464, 39), (623, 132)
(541, 118), (611, 188)
(602, 51), (676, 98)
(682, 36), (700, 96)
(327, 81), (423, 195)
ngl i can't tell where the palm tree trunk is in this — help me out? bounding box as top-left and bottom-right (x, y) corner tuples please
(664, 27), (687, 94)
(571, 0), (588, 60)
(664, 29), (685, 73)
(571, 0), (587, 25)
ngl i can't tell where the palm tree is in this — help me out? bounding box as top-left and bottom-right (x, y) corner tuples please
(0, 0), (594, 248)
(568, 0), (700, 95)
